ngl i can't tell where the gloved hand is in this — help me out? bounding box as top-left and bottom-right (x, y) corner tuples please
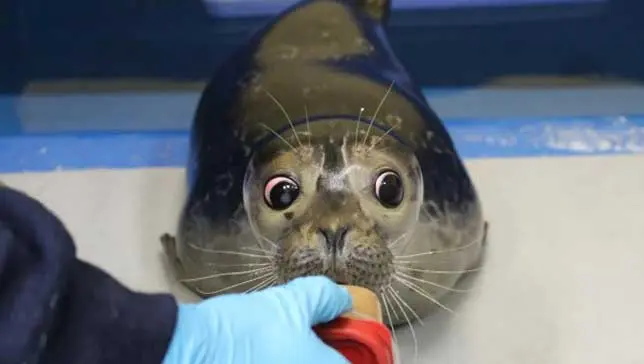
(162, 276), (353, 364)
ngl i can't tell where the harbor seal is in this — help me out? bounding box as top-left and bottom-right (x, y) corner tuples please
(161, 0), (488, 328)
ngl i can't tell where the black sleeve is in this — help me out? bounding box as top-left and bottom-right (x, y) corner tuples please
(0, 186), (178, 364)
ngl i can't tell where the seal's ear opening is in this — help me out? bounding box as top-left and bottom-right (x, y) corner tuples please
(353, 0), (391, 23)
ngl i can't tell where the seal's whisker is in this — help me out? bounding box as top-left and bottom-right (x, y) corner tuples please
(393, 276), (454, 314)
(251, 239), (275, 254)
(396, 271), (471, 293)
(388, 285), (424, 326)
(263, 89), (303, 148)
(387, 232), (409, 250)
(394, 237), (480, 259)
(203, 262), (273, 268)
(387, 286), (419, 362)
(253, 276), (278, 292)
(259, 123), (298, 152)
(394, 265), (482, 275)
(257, 235), (280, 251)
(245, 275), (278, 293)
(196, 270), (276, 295)
(379, 291), (400, 364)
(240, 246), (274, 255)
(389, 292), (401, 321)
(362, 80), (395, 145)
(347, 309), (378, 321)
(354, 107), (365, 145)
(179, 266), (273, 283)
(368, 124), (397, 151)
(304, 104), (312, 147)
(187, 244), (272, 260)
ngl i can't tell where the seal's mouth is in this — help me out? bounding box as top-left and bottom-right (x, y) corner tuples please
(325, 267), (350, 287)
(276, 235), (395, 292)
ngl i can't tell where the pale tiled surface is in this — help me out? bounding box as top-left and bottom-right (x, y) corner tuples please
(2, 154), (644, 364)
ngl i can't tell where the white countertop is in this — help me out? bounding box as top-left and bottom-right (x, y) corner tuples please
(3, 154), (643, 363)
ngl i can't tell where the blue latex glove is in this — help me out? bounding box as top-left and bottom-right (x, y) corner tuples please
(163, 276), (353, 364)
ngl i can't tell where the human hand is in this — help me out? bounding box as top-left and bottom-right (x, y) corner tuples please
(162, 276), (352, 364)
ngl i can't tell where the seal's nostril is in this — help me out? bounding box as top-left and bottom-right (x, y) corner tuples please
(318, 226), (349, 252)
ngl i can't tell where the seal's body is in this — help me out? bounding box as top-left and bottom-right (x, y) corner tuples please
(162, 0), (487, 327)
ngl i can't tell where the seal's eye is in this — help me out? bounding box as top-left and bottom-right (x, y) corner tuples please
(374, 170), (404, 208)
(264, 175), (300, 210)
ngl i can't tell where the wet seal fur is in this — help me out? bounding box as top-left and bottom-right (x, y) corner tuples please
(161, 0), (488, 328)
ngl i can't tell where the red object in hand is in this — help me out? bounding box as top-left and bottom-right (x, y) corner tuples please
(315, 317), (394, 364)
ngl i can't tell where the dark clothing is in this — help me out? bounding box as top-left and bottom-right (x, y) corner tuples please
(0, 186), (178, 364)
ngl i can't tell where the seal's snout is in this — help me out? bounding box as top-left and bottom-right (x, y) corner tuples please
(317, 225), (351, 283)
(318, 226), (349, 253)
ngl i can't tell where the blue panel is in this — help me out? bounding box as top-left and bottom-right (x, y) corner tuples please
(1, 115), (642, 173)
(6, 87), (644, 135)
(0, 98), (22, 136)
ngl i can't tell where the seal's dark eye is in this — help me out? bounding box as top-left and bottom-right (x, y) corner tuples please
(374, 170), (404, 208)
(264, 175), (300, 210)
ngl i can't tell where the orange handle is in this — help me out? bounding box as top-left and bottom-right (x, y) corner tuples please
(314, 286), (394, 364)
(315, 317), (394, 364)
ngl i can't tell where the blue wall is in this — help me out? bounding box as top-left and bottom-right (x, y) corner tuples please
(2, 0), (643, 94)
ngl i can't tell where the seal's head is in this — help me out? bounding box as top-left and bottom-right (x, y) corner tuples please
(242, 119), (423, 292)
(165, 0), (487, 329)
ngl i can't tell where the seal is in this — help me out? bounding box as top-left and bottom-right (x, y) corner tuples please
(161, 0), (488, 329)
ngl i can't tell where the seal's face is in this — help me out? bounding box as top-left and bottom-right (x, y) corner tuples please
(242, 121), (423, 292)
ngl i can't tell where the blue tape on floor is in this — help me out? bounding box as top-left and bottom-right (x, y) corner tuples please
(1, 115), (643, 173)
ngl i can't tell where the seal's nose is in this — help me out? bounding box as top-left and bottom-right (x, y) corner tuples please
(318, 226), (349, 253)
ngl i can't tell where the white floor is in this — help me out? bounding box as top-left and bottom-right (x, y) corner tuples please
(2, 154), (644, 364)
